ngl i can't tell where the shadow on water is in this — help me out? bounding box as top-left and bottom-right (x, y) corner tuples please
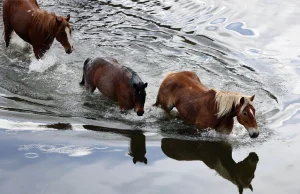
(161, 138), (259, 194)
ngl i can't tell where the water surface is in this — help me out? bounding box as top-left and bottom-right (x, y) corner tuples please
(0, 0), (300, 193)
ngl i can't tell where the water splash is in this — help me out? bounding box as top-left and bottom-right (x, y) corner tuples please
(28, 51), (58, 73)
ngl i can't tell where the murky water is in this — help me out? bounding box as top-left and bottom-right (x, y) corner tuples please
(0, 0), (300, 193)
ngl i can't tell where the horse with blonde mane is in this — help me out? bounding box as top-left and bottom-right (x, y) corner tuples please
(3, 0), (73, 59)
(154, 71), (259, 138)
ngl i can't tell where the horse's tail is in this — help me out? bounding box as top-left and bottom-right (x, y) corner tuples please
(80, 58), (91, 85)
(83, 58), (91, 70)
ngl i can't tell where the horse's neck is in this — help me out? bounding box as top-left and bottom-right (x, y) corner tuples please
(215, 105), (236, 133)
(31, 11), (57, 44)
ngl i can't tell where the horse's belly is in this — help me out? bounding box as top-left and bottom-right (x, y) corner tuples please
(95, 75), (118, 100)
(9, 13), (32, 42)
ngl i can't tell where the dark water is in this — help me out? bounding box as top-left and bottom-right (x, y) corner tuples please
(0, 0), (300, 193)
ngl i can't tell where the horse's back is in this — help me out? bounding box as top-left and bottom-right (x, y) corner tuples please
(162, 71), (208, 93)
(3, 0), (40, 41)
(85, 57), (128, 99)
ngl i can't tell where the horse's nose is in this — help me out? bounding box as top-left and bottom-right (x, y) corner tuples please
(249, 131), (259, 138)
(66, 49), (72, 54)
(137, 111), (144, 116)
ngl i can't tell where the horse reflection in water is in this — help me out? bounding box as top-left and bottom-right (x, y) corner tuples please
(128, 133), (147, 164)
(161, 138), (259, 194)
(81, 125), (147, 165)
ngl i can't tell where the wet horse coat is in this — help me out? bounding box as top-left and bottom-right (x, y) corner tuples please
(3, 0), (73, 59)
(155, 71), (259, 138)
(80, 57), (147, 116)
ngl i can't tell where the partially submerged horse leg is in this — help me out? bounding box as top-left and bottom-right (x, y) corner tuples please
(33, 47), (45, 59)
(3, 23), (13, 47)
(79, 74), (85, 85)
(160, 101), (174, 113)
(88, 86), (96, 94)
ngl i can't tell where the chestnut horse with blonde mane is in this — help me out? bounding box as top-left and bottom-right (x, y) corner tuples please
(3, 0), (73, 59)
(154, 71), (259, 138)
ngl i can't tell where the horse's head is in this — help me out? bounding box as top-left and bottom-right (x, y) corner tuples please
(236, 95), (259, 138)
(132, 82), (147, 116)
(55, 15), (73, 54)
(235, 152), (259, 194)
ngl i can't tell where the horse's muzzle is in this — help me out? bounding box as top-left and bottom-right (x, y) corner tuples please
(248, 128), (259, 138)
(66, 48), (72, 54)
(137, 111), (144, 116)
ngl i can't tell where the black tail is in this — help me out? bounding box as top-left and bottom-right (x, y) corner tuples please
(79, 58), (91, 85)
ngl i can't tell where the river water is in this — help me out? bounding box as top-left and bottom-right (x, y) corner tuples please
(0, 0), (300, 193)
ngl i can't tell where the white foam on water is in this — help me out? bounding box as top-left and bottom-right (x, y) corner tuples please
(0, 119), (54, 131)
(28, 51), (58, 73)
(24, 153), (39, 159)
(19, 144), (108, 157)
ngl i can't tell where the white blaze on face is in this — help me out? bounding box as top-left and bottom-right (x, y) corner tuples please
(65, 27), (72, 48)
(249, 108), (254, 117)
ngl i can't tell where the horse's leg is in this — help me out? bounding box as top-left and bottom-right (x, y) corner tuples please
(160, 100), (174, 113)
(79, 74), (85, 85)
(153, 96), (160, 106)
(33, 47), (42, 59)
(3, 23), (13, 48)
(88, 86), (96, 94)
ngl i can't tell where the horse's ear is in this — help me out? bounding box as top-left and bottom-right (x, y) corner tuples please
(144, 82), (148, 88)
(66, 14), (70, 22)
(249, 184), (253, 192)
(56, 16), (63, 23)
(240, 97), (245, 105)
(250, 95), (255, 101)
(133, 83), (137, 89)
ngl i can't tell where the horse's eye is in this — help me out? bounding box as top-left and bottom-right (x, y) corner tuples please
(60, 32), (65, 36)
(243, 112), (247, 116)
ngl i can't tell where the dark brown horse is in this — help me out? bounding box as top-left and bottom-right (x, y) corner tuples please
(3, 0), (73, 59)
(80, 57), (148, 116)
(162, 138), (259, 194)
(154, 71), (259, 138)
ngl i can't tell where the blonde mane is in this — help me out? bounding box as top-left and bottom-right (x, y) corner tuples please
(215, 90), (253, 118)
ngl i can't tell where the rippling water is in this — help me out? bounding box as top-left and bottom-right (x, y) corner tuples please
(1, 0), (300, 193)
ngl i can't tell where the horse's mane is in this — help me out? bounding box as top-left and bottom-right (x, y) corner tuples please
(31, 10), (57, 41)
(125, 66), (143, 87)
(215, 90), (253, 118)
(31, 10), (67, 43)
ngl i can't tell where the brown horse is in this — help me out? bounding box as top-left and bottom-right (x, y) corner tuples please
(80, 57), (148, 116)
(162, 138), (259, 194)
(3, 0), (73, 59)
(154, 71), (259, 138)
